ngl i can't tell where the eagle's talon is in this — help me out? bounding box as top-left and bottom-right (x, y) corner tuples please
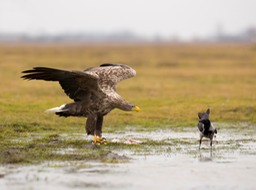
(93, 135), (107, 145)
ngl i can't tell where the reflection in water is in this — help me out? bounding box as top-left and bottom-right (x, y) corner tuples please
(198, 149), (213, 162)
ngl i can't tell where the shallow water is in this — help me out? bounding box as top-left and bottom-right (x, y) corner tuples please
(0, 127), (256, 190)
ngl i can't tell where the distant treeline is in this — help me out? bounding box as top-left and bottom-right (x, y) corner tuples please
(0, 27), (255, 43)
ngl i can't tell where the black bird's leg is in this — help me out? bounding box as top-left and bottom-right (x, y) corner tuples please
(199, 135), (203, 150)
(210, 137), (213, 151)
(210, 132), (215, 150)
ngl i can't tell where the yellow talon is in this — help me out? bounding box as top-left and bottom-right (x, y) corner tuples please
(93, 135), (107, 145)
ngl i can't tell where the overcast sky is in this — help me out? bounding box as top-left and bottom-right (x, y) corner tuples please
(0, 0), (255, 40)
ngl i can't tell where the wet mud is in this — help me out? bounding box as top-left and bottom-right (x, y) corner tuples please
(0, 126), (256, 190)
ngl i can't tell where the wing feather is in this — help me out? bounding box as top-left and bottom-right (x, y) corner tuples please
(21, 67), (102, 101)
(90, 64), (136, 91)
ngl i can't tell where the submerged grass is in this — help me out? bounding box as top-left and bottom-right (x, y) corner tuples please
(0, 43), (256, 164)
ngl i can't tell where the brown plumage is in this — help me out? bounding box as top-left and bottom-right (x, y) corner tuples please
(21, 63), (140, 139)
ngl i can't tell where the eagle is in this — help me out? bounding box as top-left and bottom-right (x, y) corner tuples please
(21, 63), (140, 143)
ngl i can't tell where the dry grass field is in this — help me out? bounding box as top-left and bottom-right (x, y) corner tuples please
(0, 43), (256, 164)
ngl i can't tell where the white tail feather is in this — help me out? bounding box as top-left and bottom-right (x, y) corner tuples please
(45, 104), (67, 113)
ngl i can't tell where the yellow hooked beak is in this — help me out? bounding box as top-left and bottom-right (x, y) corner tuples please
(133, 106), (141, 112)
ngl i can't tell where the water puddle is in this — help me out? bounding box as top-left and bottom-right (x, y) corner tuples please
(0, 127), (256, 190)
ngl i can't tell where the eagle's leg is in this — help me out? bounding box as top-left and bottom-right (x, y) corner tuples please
(86, 116), (104, 144)
(85, 116), (96, 136)
(93, 115), (106, 144)
(95, 115), (103, 137)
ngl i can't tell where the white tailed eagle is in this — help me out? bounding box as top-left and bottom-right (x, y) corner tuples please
(21, 63), (140, 143)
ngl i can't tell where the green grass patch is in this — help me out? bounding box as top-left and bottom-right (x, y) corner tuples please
(1, 43), (256, 164)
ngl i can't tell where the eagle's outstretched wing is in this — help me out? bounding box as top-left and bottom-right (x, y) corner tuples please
(86, 63), (136, 91)
(21, 67), (102, 101)
(21, 64), (136, 101)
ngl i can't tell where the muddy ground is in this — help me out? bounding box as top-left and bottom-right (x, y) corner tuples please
(0, 126), (256, 190)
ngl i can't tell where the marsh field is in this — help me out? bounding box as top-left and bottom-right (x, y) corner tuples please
(0, 43), (256, 189)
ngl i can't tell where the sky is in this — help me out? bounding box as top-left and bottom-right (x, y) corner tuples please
(0, 0), (256, 40)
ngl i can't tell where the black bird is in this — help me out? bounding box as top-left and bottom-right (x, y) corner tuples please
(197, 108), (217, 149)
(21, 64), (140, 144)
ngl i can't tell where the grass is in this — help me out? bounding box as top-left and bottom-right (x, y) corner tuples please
(0, 43), (256, 164)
